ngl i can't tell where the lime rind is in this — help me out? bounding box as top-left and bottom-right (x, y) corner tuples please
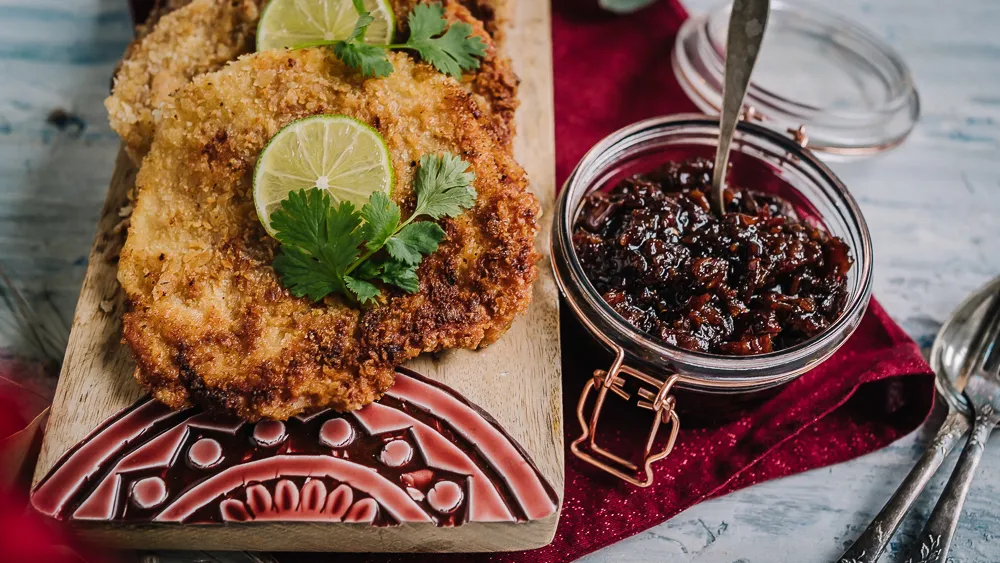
(254, 114), (395, 236)
(257, 0), (395, 51)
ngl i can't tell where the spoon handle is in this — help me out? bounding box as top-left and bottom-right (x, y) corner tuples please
(905, 413), (996, 563)
(711, 0), (770, 215)
(836, 411), (970, 563)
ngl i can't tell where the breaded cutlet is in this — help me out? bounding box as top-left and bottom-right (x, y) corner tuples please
(119, 49), (538, 420)
(108, 0), (517, 162)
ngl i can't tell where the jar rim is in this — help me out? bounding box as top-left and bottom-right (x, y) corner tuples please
(552, 114), (874, 391)
(673, 0), (920, 157)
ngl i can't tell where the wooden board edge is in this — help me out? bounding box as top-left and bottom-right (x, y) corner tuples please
(34, 148), (142, 486)
(509, 0), (564, 496)
(70, 513), (559, 552)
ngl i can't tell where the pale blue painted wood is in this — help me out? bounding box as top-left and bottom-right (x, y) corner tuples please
(0, 0), (998, 561)
(0, 0), (132, 355)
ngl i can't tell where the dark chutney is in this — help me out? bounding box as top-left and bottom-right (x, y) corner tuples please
(572, 157), (853, 355)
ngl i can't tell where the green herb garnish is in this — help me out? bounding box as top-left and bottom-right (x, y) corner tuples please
(320, 2), (487, 79)
(270, 153), (477, 304)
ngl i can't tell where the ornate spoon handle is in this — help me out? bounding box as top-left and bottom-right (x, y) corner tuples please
(904, 413), (996, 563)
(837, 411), (970, 563)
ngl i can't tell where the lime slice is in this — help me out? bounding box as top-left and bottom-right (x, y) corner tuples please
(254, 115), (394, 235)
(257, 0), (395, 51)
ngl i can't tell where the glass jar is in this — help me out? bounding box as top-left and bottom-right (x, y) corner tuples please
(551, 115), (874, 486)
(673, 1), (920, 158)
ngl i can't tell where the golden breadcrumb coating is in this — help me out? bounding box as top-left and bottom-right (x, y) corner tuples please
(108, 0), (517, 162)
(400, 0), (518, 151)
(108, 0), (263, 162)
(454, 0), (508, 43)
(119, 50), (539, 421)
(133, 0), (197, 38)
(137, 0), (508, 40)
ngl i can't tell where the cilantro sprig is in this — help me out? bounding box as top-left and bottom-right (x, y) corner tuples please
(317, 2), (487, 79)
(270, 154), (477, 305)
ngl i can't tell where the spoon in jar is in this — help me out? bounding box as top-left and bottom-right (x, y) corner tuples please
(837, 275), (1000, 563)
(710, 0), (770, 217)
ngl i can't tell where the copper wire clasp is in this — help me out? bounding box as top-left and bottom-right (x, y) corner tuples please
(570, 349), (681, 487)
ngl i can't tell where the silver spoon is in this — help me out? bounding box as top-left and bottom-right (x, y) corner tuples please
(837, 276), (1000, 563)
(711, 0), (770, 216)
(904, 284), (1000, 563)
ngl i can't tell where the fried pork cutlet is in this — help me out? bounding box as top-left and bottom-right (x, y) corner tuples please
(108, 0), (517, 162)
(453, 0), (508, 42)
(394, 0), (518, 151)
(137, 0), (509, 40)
(133, 0), (196, 38)
(118, 50), (539, 421)
(109, 0), (263, 162)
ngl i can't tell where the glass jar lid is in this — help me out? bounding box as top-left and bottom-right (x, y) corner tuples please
(673, 1), (920, 157)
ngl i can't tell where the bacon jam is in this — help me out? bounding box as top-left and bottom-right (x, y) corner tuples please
(572, 157), (853, 355)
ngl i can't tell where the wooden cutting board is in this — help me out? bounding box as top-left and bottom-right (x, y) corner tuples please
(31, 0), (563, 552)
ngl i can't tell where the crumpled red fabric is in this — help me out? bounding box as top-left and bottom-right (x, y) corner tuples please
(0, 361), (117, 563)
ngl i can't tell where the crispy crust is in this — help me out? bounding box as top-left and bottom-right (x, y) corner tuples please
(133, 0), (196, 38)
(455, 0), (508, 43)
(108, 0), (518, 161)
(108, 0), (263, 162)
(135, 0), (509, 41)
(119, 50), (539, 420)
(428, 1), (519, 150)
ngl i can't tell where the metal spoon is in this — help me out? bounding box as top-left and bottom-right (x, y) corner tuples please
(711, 0), (770, 216)
(904, 285), (1000, 563)
(837, 276), (1000, 563)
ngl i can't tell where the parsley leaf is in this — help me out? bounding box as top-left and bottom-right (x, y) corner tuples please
(360, 191), (401, 251)
(385, 221), (446, 265)
(291, 2), (486, 80)
(270, 189), (362, 301)
(406, 2), (448, 39)
(344, 276), (380, 305)
(378, 260), (420, 293)
(349, 10), (374, 40)
(273, 246), (342, 302)
(328, 5), (391, 78)
(269, 153), (476, 304)
(413, 153), (478, 219)
(352, 258), (384, 281)
(333, 41), (393, 78)
(405, 4), (486, 79)
(269, 188), (329, 254)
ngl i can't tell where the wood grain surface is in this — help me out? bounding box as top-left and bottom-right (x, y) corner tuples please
(29, 0), (563, 552)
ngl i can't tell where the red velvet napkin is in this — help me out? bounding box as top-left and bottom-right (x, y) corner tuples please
(116, 2), (934, 562)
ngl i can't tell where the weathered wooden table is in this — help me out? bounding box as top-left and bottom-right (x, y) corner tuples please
(1, 0), (998, 561)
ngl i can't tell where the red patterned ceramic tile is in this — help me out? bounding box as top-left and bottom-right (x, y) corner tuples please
(31, 369), (558, 527)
